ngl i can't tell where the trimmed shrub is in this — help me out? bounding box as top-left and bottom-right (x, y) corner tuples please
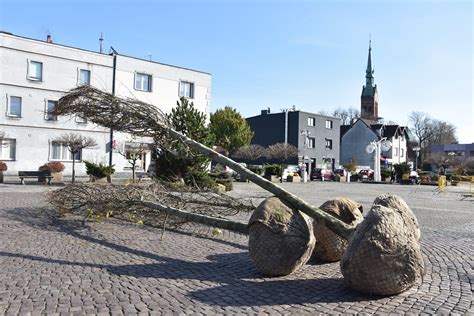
(209, 170), (233, 191)
(84, 161), (115, 180)
(264, 164), (282, 177)
(249, 167), (263, 175)
(0, 161), (7, 172)
(184, 168), (216, 190)
(39, 161), (65, 173)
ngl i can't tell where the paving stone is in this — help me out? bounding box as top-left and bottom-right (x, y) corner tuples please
(0, 183), (472, 314)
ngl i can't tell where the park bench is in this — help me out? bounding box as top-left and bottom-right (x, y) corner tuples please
(136, 171), (151, 182)
(18, 171), (53, 185)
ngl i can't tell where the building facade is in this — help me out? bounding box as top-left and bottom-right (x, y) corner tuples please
(430, 143), (474, 161)
(246, 109), (341, 171)
(340, 119), (408, 169)
(0, 31), (211, 176)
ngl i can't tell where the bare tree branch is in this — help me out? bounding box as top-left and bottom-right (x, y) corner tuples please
(54, 86), (355, 240)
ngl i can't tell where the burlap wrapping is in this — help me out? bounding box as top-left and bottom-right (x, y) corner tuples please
(248, 197), (315, 276)
(312, 197), (364, 262)
(373, 194), (421, 241)
(341, 195), (424, 296)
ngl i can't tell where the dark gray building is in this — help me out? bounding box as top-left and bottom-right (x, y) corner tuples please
(246, 109), (341, 171)
(430, 143), (474, 161)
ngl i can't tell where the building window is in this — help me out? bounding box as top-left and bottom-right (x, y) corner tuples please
(325, 120), (333, 129)
(394, 148), (398, 156)
(179, 81), (194, 98)
(307, 117), (315, 126)
(134, 73), (152, 92)
(325, 139), (333, 150)
(307, 137), (315, 149)
(78, 69), (91, 85)
(75, 114), (87, 124)
(28, 61), (43, 81)
(0, 139), (16, 160)
(45, 100), (58, 121)
(51, 142), (80, 161)
(7, 96), (22, 117)
(400, 148), (404, 157)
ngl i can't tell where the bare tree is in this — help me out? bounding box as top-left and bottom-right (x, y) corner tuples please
(232, 144), (266, 163)
(332, 108), (350, 125)
(332, 107), (360, 125)
(408, 111), (434, 164)
(266, 143), (298, 182)
(118, 141), (149, 183)
(55, 133), (97, 183)
(428, 120), (457, 145)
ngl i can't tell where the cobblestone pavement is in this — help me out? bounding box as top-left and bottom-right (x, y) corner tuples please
(0, 182), (472, 314)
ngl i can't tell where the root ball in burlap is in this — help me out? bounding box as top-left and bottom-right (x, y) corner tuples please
(312, 197), (363, 262)
(340, 196), (424, 296)
(373, 194), (421, 241)
(248, 197), (315, 276)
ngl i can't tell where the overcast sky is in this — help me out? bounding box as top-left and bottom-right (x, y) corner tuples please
(1, 0), (472, 142)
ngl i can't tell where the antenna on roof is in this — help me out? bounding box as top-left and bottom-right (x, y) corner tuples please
(99, 32), (104, 54)
(145, 53), (152, 61)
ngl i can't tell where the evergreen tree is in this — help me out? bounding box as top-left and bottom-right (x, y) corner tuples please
(209, 107), (253, 155)
(153, 97), (214, 185)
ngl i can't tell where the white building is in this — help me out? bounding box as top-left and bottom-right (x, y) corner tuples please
(340, 118), (409, 170)
(0, 31), (211, 176)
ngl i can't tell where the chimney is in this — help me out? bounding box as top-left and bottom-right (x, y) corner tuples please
(261, 108), (271, 115)
(46, 34), (53, 43)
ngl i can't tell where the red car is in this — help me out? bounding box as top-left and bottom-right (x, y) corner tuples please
(359, 169), (374, 181)
(311, 168), (334, 181)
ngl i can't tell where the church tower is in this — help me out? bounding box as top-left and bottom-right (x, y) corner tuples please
(361, 40), (379, 120)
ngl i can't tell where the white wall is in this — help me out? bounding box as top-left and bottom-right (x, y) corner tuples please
(114, 55), (211, 115)
(0, 32), (212, 176)
(341, 120), (379, 169)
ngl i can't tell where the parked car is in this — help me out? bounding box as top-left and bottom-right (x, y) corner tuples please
(282, 165), (300, 181)
(358, 169), (374, 181)
(334, 168), (346, 177)
(311, 168), (334, 181)
(419, 171), (438, 184)
(409, 170), (420, 184)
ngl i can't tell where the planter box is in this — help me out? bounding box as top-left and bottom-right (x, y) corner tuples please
(51, 172), (63, 181)
(287, 175), (300, 182)
(265, 175), (280, 182)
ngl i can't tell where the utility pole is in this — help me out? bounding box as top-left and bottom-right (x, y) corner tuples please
(109, 47), (117, 167)
(300, 129), (310, 182)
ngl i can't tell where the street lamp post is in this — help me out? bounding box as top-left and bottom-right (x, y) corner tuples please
(413, 147), (421, 171)
(300, 130), (310, 182)
(366, 138), (392, 182)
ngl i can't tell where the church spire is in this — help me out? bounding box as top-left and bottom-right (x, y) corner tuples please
(360, 37), (379, 121)
(365, 39), (374, 86)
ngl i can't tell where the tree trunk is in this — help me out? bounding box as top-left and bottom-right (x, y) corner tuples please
(132, 164), (136, 183)
(166, 129), (354, 240)
(72, 158), (76, 184)
(141, 201), (249, 234)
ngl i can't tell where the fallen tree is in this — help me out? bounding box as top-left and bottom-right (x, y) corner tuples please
(51, 87), (424, 294)
(54, 86), (354, 240)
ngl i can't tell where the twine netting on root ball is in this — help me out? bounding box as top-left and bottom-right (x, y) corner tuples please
(340, 194), (424, 296)
(248, 197), (315, 276)
(312, 197), (364, 263)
